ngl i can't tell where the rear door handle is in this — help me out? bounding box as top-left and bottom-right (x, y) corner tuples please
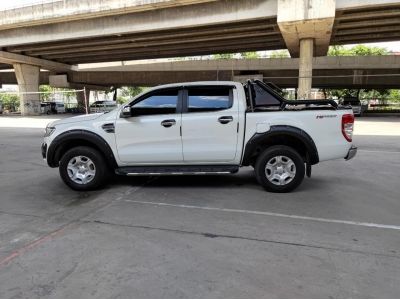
(218, 116), (233, 124)
(161, 119), (176, 128)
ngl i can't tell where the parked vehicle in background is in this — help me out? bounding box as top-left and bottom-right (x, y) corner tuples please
(90, 101), (118, 113)
(340, 97), (362, 116)
(41, 102), (65, 114)
(55, 102), (66, 113)
(42, 80), (356, 193)
(0, 102), (3, 114)
(40, 103), (52, 115)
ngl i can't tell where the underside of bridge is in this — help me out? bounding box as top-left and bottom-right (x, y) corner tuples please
(3, 19), (284, 64)
(0, 0), (399, 114)
(0, 3), (399, 64)
(1, 56), (399, 89)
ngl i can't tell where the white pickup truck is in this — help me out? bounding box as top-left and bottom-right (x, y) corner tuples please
(41, 80), (357, 193)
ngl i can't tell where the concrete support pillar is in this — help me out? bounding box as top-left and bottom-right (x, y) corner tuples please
(277, 0), (335, 57)
(13, 63), (40, 116)
(77, 88), (90, 113)
(298, 38), (314, 100)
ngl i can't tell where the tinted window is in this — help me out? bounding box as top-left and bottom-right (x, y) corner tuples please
(91, 101), (103, 107)
(133, 89), (178, 115)
(253, 84), (281, 106)
(187, 87), (232, 112)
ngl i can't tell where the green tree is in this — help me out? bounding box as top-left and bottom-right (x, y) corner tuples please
(39, 85), (53, 102)
(269, 50), (290, 58)
(39, 85), (76, 103)
(240, 52), (260, 59)
(388, 90), (400, 103)
(324, 45), (390, 101)
(328, 45), (388, 56)
(117, 86), (146, 104)
(211, 53), (234, 59)
(120, 86), (145, 98)
(0, 93), (20, 112)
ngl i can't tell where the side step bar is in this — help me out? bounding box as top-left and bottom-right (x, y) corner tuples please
(115, 165), (239, 176)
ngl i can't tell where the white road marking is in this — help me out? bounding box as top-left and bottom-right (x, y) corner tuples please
(124, 200), (400, 231)
(358, 150), (400, 154)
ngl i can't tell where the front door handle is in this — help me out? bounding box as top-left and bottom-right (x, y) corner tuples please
(161, 119), (176, 128)
(218, 116), (233, 124)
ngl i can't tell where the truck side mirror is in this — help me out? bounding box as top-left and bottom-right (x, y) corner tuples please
(120, 106), (132, 118)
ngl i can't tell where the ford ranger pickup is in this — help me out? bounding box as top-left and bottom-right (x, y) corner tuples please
(41, 80), (357, 193)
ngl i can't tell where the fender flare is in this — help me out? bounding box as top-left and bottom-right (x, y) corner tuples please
(47, 130), (118, 169)
(242, 125), (319, 166)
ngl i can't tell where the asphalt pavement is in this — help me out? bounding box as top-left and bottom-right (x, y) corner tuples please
(0, 115), (399, 298)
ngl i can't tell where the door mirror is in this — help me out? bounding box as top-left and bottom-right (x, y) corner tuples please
(120, 106), (132, 118)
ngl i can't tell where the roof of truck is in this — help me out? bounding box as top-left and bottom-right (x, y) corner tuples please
(153, 81), (241, 90)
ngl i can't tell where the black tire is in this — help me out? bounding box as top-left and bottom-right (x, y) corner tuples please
(254, 145), (305, 193)
(59, 146), (108, 191)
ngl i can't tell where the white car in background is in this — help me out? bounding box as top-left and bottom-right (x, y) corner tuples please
(41, 102), (65, 114)
(340, 97), (362, 116)
(90, 101), (118, 113)
(55, 102), (66, 113)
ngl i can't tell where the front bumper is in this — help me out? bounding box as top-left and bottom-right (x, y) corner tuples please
(345, 146), (357, 160)
(41, 143), (47, 159)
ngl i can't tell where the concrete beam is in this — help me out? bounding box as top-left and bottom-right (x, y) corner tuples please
(16, 22), (272, 55)
(0, 0), (277, 47)
(2, 19), (283, 63)
(336, 0), (400, 9)
(0, 0), (219, 30)
(30, 29), (275, 58)
(67, 70), (400, 89)
(49, 74), (108, 91)
(77, 56), (400, 71)
(3, 56), (400, 89)
(0, 51), (76, 72)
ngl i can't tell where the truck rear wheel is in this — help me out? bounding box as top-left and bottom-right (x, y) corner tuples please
(255, 145), (305, 193)
(59, 146), (107, 191)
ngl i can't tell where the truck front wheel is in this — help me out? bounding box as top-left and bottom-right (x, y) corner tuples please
(59, 146), (107, 191)
(255, 145), (305, 193)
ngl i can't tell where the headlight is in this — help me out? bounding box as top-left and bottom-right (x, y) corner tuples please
(44, 126), (56, 137)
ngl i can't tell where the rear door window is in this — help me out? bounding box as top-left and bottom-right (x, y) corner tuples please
(186, 86), (233, 113)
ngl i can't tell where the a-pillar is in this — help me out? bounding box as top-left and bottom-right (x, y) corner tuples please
(13, 63), (40, 116)
(77, 88), (90, 113)
(298, 38), (314, 99)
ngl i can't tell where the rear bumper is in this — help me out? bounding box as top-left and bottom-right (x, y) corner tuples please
(345, 146), (357, 160)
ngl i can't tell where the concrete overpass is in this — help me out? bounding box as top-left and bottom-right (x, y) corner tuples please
(0, 0), (400, 114)
(1, 55), (400, 89)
